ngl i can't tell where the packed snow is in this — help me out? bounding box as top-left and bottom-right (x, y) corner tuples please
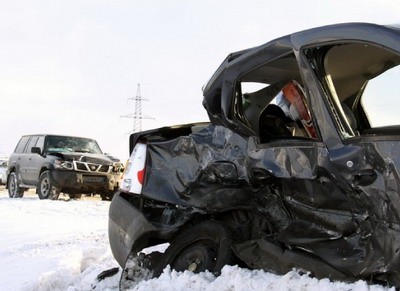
(0, 187), (394, 291)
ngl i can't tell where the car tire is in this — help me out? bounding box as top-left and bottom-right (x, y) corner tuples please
(387, 273), (400, 289)
(100, 193), (113, 201)
(7, 172), (24, 198)
(153, 220), (234, 277)
(38, 171), (60, 200)
(68, 194), (82, 199)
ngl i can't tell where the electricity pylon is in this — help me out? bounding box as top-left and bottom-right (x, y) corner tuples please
(121, 83), (154, 133)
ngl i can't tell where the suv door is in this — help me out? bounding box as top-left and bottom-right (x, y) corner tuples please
(25, 136), (45, 184)
(18, 136), (39, 185)
(11, 136), (31, 184)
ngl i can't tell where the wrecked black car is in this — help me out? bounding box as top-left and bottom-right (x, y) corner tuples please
(109, 22), (400, 288)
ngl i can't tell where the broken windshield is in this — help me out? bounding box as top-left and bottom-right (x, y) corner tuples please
(45, 136), (103, 154)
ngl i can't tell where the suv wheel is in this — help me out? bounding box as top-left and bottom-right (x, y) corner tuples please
(38, 171), (60, 200)
(68, 194), (82, 199)
(100, 193), (113, 201)
(153, 221), (234, 277)
(8, 172), (24, 198)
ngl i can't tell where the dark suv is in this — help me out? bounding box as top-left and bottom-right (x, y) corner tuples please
(109, 23), (400, 288)
(7, 134), (124, 200)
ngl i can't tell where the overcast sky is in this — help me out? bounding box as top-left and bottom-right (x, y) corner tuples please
(1, 0), (399, 160)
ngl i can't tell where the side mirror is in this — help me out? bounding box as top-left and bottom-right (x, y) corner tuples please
(31, 147), (42, 155)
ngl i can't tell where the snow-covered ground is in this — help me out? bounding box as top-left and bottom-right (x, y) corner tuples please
(0, 187), (394, 291)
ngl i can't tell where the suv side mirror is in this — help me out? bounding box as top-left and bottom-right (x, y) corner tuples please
(31, 147), (42, 155)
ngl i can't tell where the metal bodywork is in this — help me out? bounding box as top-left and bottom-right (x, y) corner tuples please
(0, 160), (7, 185)
(109, 23), (400, 287)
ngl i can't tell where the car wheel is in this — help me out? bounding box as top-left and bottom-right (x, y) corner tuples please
(68, 194), (82, 199)
(38, 171), (60, 200)
(153, 220), (234, 277)
(7, 172), (24, 198)
(100, 193), (113, 201)
(387, 273), (400, 289)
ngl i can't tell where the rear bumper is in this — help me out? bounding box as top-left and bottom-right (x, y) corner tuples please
(108, 191), (157, 267)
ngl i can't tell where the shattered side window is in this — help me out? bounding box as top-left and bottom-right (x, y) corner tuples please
(237, 81), (318, 141)
(239, 82), (271, 132)
(235, 81), (274, 135)
(322, 42), (400, 138)
(361, 64), (400, 128)
(241, 82), (269, 93)
(233, 53), (315, 141)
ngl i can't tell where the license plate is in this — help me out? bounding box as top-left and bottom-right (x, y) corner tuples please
(83, 176), (105, 183)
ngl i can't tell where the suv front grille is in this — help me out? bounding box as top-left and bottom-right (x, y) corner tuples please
(73, 161), (112, 173)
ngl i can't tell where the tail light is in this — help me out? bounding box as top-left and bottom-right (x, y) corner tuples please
(120, 143), (147, 194)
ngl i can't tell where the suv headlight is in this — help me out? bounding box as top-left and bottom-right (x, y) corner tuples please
(112, 162), (124, 173)
(54, 160), (74, 170)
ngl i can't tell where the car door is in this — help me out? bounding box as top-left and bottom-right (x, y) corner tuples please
(246, 134), (363, 271)
(227, 46), (360, 233)
(25, 136), (45, 184)
(15, 136), (33, 185)
(231, 57), (364, 276)
(298, 37), (400, 277)
(19, 136), (40, 185)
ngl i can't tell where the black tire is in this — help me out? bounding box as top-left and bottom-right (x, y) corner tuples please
(387, 273), (400, 289)
(153, 220), (234, 277)
(7, 172), (24, 198)
(100, 193), (113, 201)
(38, 171), (60, 200)
(68, 194), (82, 199)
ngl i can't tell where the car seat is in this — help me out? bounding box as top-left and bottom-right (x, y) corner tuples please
(282, 81), (317, 139)
(259, 104), (293, 143)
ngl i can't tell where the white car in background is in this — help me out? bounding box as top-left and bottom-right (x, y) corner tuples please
(0, 160), (7, 185)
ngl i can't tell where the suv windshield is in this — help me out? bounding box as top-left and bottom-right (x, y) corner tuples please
(45, 136), (103, 154)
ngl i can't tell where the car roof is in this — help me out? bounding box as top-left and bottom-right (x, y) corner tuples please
(20, 134), (96, 140)
(202, 22), (400, 131)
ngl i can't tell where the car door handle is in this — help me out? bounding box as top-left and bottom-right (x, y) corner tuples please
(352, 169), (377, 186)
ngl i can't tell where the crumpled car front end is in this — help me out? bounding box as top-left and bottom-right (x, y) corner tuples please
(49, 152), (124, 196)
